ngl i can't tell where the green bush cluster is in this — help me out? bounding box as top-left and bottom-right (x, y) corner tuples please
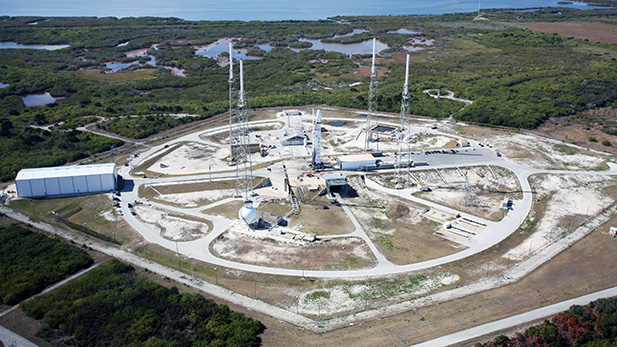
(0, 224), (93, 305)
(21, 260), (265, 347)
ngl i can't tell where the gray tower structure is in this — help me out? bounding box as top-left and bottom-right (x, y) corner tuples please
(228, 43), (254, 199)
(395, 54), (411, 189)
(312, 109), (323, 169)
(364, 38), (378, 152)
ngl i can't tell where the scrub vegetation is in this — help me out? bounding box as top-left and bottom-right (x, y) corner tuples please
(1, 9), (616, 180)
(0, 224), (93, 305)
(20, 259), (265, 347)
(477, 297), (617, 346)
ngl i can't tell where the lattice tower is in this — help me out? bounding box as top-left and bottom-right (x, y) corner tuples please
(395, 55), (411, 189)
(312, 109), (323, 168)
(228, 44), (254, 199)
(364, 38), (378, 152)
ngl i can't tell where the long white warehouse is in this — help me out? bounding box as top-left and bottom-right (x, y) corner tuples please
(16, 163), (118, 198)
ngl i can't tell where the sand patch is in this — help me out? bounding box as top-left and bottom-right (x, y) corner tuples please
(133, 205), (209, 241)
(488, 133), (607, 170)
(297, 272), (459, 316)
(153, 189), (235, 207)
(211, 221), (375, 270)
(147, 142), (230, 175)
(504, 174), (612, 260)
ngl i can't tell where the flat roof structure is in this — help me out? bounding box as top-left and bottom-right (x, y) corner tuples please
(16, 163), (117, 180)
(16, 163), (118, 198)
(336, 153), (377, 170)
(337, 154), (375, 163)
(322, 174), (347, 186)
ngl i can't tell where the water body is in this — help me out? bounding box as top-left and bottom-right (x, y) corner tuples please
(289, 30), (382, 54)
(0, 42), (69, 50)
(292, 38), (389, 55)
(389, 28), (421, 35)
(105, 53), (187, 76)
(20, 92), (60, 107)
(0, 0), (604, 21)
(195, 38), (269, 62)
(0, 83), (9, 89)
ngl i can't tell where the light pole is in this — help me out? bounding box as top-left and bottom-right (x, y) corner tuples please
(175, 241), (181, 271)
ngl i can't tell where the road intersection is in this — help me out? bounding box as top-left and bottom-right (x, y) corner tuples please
(116, 116), (617, 279)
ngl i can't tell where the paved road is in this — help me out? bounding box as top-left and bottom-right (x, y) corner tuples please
(0, 263), (101, 347)
(0, 325), (38, 347)
(413, 285), (617, 347)
(111, 117), (617, 279)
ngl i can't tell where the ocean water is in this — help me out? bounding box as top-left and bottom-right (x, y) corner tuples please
(0, 0), (603, 21)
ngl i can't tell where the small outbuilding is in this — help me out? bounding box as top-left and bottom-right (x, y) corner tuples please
(281, 128), (308, 146)
(322, 173), (346, 187)
(283, 109), (302, 117)
(458, 139), (470, 147)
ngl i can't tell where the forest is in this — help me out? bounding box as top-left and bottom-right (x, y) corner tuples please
(0, 224), (93, 305)
(1, 7), (617, 178)
(476, 297), (617, 346)
(20, 259), (266, 347)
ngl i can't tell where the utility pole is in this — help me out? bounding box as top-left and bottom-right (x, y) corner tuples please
(175, 240), (181, 271)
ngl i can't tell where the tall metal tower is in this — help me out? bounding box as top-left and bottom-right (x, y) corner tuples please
(395, 54), (411, 189)
(228, 43), (254, 199)
(364, 38), (378, 152)
(312, 109), (323, 169)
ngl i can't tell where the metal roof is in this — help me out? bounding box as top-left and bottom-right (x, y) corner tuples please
(337, 154), (375, 162)
(283, 127), (306, 139)
(322, 174), (345, 181)
(322, 174), (347, 186)
(16, 163), (117, 180)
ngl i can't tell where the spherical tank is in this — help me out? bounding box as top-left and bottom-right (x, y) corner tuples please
(239, 205), (258, 225)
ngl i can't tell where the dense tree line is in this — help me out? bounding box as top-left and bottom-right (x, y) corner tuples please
(476, 297), (617, 346)
(100, 115), (197, 139)
(0, 224), (93, 305)
(20, 259), (265, 347)
(0, 124), (123, 181)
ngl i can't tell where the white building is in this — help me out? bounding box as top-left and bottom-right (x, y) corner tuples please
(283, 109), (302, 117)
(336, 154), (377, 170)
(16, 163), (118, 198)
(281, 128), (308, 146)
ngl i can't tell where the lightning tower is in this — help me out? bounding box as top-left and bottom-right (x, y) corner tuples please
(228, 43), (254, 199)
(312, 109), (323, 169)
(395, 54), (411, 189)
(364, 38), (378, 152)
